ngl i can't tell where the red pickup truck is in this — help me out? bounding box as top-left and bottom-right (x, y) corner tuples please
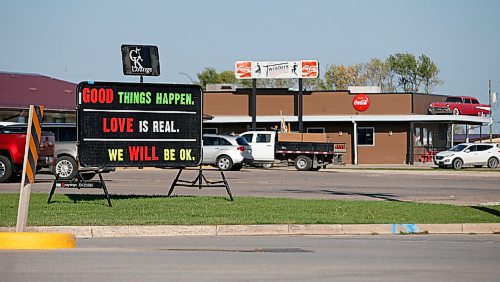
(428, 96), (491, 116)
(0, 123), (56, 183)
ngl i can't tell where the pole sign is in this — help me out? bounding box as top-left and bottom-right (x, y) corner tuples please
(121, 45), (160, 76)
(77, 82), (202, 167)
(235, 60), (319, 79)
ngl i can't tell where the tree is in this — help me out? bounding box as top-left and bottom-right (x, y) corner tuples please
(386, 53), (442, 93)
(417, 54), (443, 94)
(324, 64), (366, 90)
(219, 70), (237, 84)
(387, 53), (419, 92)
(197, 68), (239, 89)
(364, 58), (394, 92)
(303, 77), (328, 91)
(197, 67), (220, 89)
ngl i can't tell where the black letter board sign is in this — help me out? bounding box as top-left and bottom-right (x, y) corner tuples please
(77, 81), (202, 167)
(121, 44), (160, 76)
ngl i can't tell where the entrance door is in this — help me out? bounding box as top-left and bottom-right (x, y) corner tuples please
(252, 133), (275, 161)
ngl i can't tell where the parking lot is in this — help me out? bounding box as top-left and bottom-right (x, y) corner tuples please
(1, 167), (499, 206)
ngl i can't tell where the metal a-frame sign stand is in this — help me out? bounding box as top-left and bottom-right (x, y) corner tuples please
(48, 168), (112, 207)
(167, 166), (233, 201)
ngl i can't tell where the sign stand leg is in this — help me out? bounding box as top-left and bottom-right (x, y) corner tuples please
(99, 172), (112, 207)
(47, 173), (60, 204)
(167, 166), (233, 201)
(167, 167), (184, 197)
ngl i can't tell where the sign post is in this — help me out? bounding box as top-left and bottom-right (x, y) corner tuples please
(16, 105), (44, 232)
(235, 60), (319, 132)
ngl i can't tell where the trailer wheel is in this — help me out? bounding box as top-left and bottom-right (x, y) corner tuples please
(261, 163), (273, 169)
(294, 156), (312, 171)
(0, 155), (13, 183)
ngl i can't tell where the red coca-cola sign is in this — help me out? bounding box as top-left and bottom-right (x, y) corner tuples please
(353, 94), (370, 112)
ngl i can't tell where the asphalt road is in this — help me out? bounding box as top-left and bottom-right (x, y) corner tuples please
(1, 235), (499, 282)
(1, 167), (499, 205)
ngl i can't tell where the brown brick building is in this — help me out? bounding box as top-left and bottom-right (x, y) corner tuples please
(203, 88), (490, 164)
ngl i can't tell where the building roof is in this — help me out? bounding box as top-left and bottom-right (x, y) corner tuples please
(0, 72), (76, 111)
(204, 114), (492, 125)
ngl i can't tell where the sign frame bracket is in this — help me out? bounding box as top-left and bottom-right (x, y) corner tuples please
(167, 166), (233, 201)
(48, 168), (112, 207)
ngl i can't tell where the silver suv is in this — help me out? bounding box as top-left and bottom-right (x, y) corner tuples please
(202, 134), (253, 171)
(42, 123), (115, 180)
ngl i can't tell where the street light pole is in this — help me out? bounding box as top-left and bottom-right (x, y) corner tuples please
(179, 72), (195, 84)
(489, 80), (492, 143)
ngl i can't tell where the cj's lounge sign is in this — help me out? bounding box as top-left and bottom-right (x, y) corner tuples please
(121, 44), (160, 76)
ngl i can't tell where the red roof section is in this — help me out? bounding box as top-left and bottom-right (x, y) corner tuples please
(0, 72), (76, 111)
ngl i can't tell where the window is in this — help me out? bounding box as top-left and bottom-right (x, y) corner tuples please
(215, 137), (231, 146)
(256, 133), (271, 143)
(357, 127), (374, 146)
(307, 127), (325, 133)
(58, 127), (77, 141)
(471, 99), (479, 104)
(202, 136), (216, 146)
(445, 97), (463, 103)
(44, 126), (77, 142)
(415, 127), (422, 146)
(0, 126), (26, 134)
(241, 133), (253, 143)
(203, 128), (218, 134)
(464, 99), (472, 104)
(476, 145), (493, 151)
(236, 137), (250, 146)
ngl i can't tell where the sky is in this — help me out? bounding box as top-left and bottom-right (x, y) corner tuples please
(1, 0), (500, 131)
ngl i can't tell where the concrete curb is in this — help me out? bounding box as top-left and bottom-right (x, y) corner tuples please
(0, 224), (499, 238)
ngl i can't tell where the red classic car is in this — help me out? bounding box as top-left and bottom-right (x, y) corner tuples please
(428, 96), (491, 116)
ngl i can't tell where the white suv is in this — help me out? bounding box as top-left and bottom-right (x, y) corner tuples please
(434, 143), (500, 169)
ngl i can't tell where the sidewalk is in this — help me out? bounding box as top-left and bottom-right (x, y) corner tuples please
(1, 223), (499, 238)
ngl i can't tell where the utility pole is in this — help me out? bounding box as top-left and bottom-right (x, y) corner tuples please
(489, 80), (492, 143)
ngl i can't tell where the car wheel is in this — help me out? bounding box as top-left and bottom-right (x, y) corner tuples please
(452, 108), (460, 115)
(216, 155), (233, 171)
(294, 155), (312, 171)
(452, 158), (463, 170)
(54, 156), (78, 180)
(0, 155), (13, 183)
(487, 157), (499, 169)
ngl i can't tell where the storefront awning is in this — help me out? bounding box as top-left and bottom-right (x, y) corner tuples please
(204, 114), (491, 125)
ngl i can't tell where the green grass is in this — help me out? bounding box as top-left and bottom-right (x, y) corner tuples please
(0, 193), (498, 226)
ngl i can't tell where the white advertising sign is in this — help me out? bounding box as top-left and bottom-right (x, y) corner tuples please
(235, 60), (319, 79)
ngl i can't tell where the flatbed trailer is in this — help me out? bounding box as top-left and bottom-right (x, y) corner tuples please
(240, 131), (346, 171)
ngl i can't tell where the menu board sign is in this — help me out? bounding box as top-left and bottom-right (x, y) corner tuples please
(77, 82), (202, 167)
